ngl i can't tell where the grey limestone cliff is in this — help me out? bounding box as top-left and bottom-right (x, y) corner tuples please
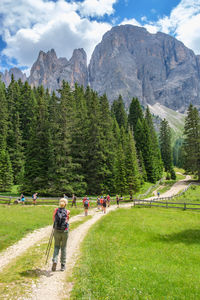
(0, 68), (27, 86)
(28, 48), (88, 92)
(89, 25), (200, 112)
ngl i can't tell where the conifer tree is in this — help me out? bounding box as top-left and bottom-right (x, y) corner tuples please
(145, 106), (163, 180)
(0, 81), (13, 190)
(159, 119), (175, 178)
(114, 143), (127, 194)
(128, 97), (144, 132)
(48, 81), (76, 195)
(183, 104), (200, 178)
(111, 95), (127, 129)
(125, 130), (141, 194)
(22, 86), (50, 193)
(84, 88), (105, 194)
(6, 77), (24, 184)
(99, 94), (115, 193)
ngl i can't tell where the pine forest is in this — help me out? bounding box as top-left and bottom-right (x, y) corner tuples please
(2, 75), (195, 197)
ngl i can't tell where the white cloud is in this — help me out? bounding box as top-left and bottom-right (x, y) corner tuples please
(120, 18), (141, 27)
(0, 0), (112, 72)
(78, 0), (117, 17)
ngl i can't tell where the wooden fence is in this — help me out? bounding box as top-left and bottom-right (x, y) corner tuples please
(133, 199), (200, 211)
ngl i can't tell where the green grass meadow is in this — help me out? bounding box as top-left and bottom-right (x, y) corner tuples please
(0, 205), (82, 252)
(71, 208), (200, 299)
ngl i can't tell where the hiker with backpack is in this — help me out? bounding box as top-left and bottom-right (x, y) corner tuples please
(83, 196), (89, 216)
(102, 196), (107, 214)
(52, 198), (70, 272)
(32, 192), (38, 205)
(20, 194), (25, 205)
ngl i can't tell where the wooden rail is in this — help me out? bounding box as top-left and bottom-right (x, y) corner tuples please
(133, 199), (200, 211)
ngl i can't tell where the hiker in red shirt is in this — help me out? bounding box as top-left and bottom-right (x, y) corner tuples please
(83, 196), (89, 216)
(52, 198), (70, 272)
(100, 196), (104, 211)
(106, 194), (111, 207)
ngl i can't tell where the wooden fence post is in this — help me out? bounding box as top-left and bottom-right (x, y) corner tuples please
(9, 196), (11, 205)
(184, 203), (186, 210)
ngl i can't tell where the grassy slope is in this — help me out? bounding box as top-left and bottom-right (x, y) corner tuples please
(71, 208), (200, 299)
(0, 206), (82, 252)
(149, 103), (185, 143)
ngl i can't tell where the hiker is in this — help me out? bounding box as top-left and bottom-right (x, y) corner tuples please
(32, 192), (38, 205)
(116, 195), (119, 208)
(83, 196), (89, 216)
(52, 198), (70, 272)
(100, 196), (104, 211)
(107, 194), (111, 207)
(63, 194), (68, 199)
(157, 191), (160, 197)
(97, 196), (101, 210)
(20, 194), (25, 205)
(71, 194), (77, 207)
(120, 195), (123, 204)
(102, 196), (107, 214)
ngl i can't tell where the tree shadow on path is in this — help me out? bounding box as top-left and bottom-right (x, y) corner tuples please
(20, 268), (53, 278)
(156, 229), (200, 245)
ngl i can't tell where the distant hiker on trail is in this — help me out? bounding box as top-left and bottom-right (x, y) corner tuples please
(83, 196), (89, 216)
(116, 195), (119, 208)
(120, 195), (123, 203)
(20, 194), (25, 205)
(52, 198), (70, 272)
(71, 194), (77, 207)
(97, 197), (101, 210)
(157, 191), (160, 197)
(107, 194), (111, 207)
(100, 196), (104, 211)
(102, 196), (107, 214)
(63, 194), (68, 199)
(32, 192), (38, 205)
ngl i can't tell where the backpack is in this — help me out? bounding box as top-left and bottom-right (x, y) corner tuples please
(103, 198), (107, 203)
(84, 200), (89, 206)
(54, 208), (67, 231)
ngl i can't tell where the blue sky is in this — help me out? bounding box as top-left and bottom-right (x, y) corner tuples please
(0, 0), (200, 74)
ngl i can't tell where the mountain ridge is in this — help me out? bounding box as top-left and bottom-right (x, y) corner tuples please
(1, 24), (200, 113)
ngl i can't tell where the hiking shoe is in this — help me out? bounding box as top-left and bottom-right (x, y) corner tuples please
(61, 264), (65, 271)
(51, 262), (57, 272)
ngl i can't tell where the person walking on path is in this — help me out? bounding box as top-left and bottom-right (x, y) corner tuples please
(106, 194), (111, 207)
(20, 194), (25, 205)
(100, 196), (104, 211)
(97, 196), (101, 210)
(52, 198), (70, 272)
(102, 196), (107, 214)
(32, 192), (38, 205)
(71, 194), (77, 207)
(83, 196), (89, 216)
(116, 195), (119, 208)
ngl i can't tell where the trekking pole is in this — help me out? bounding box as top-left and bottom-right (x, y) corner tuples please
(45, 227), (54, 264)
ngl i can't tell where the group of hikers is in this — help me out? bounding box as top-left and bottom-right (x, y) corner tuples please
(15, 192), (38, 205)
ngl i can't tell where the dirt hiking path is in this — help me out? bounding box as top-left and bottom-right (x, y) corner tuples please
(149, 175), (192, 200)
(25, 205), (127, 300)
(0, 212), (89, 271)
